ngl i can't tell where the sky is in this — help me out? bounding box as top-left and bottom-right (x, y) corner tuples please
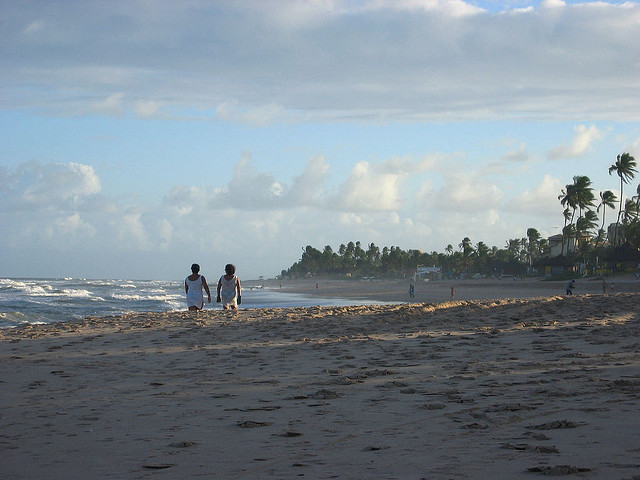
(1, 0), (640, 280)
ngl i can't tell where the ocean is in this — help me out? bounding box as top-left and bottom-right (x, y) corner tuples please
(0, 278), (389, 328)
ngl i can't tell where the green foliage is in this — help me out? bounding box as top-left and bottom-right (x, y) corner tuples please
(608, 153), (638, 245)
(282, 237), (541, 279)
(554, 152), (640, 270)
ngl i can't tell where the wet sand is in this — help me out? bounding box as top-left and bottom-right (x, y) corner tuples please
(255, 276), (640, 303)
(1, 291), (639, 479)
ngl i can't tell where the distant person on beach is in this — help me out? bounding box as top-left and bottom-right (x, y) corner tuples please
(217, 264), (242, 310)
(566, 279), (575, 295)
(185, 263), (211, 311)
(409, 284), (415, 298)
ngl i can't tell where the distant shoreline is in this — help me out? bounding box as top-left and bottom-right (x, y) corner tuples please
(244, 275), (640, 304)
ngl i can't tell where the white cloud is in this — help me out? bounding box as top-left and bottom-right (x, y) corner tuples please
(93, 93), (126, 115)
(216, 101), (287, 126)
(548, 124), (605, 159)
(116, 211), (150, 249)
(334, 161), (403, 211)
(330, 155), (440, 212)
(224, 152), (286, 208)
(165, 153), (329, 211)
(541, 0), (566, 9)
(3, 1), (638, 121)
(54, 213), (96, 237)
(157, 218), (173, 248)
(510, 174), (564, 215)
(358, 0), (485, 16)
(164, 185), (210, 216)
(420, 170), (504, 213)
(288, 155), (330, 204)
(23, 20), (45, 35)
(134, 100), (162, 118)
(415, 209), (505, 250)
(8, 162), (101, 209)
(502, 143), (530, 163)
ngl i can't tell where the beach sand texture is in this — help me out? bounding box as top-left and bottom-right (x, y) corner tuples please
(1, 292), (639, 479)
(263, 276), (640, 304)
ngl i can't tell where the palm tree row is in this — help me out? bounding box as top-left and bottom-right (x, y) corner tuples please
(559, 152), (638, 258)
(283, 153), (640, 280)
(282, 234), (549, 279)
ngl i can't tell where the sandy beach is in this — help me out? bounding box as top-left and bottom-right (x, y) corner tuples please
(1, 287), (640, 479)
(252, 276), (640, 303)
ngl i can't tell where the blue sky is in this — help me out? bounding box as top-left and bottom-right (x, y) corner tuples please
(1, 0), (639, 280)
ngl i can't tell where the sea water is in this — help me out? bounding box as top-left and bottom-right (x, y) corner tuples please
(0, 278), (390, 328)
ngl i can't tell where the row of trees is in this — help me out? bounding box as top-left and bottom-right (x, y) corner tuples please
(282, 153), (639, 280)
(558, 152), (639, 258)
(282, 232), (549, 279)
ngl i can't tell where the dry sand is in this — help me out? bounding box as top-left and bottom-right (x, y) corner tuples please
(1, 289), (640, 479)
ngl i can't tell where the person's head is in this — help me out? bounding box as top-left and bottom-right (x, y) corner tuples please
(225, 264), (236, 275)
(191, 263), (200, 274)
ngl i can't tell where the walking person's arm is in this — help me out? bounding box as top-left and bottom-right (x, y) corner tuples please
(202, 276), (212, 303)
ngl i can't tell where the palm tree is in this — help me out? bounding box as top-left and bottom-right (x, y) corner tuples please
(526, 228), (541, 272)
(622, 198), (639, 225)
(558, 182), (578, 255)
(559, 176), (594, 254)
(574, 176), (595, 214)
(621, 199), (640, 248)
(608, 153), (638, 245)
(573, 176), (595, 249)
(539, 238), (550, 257)
(322, 245), (337, 273)
(558, 183), (578, 222)
(596, 190), (617, 248)
(475, 241), (490, 274)
(475, 242), (489, 257)
(366, 243), (380, 264)
(576, 210), (598, 244)
(506, 238), (521, 260)
(354, 241), (365, 266)
(459, 237), (472, 253)
(458, 237), (474, 273)
(562, 223), (576, 256)
(624, 189), (640, 248)
(560, 208), (572, 255)
(344, 241), (356, 268)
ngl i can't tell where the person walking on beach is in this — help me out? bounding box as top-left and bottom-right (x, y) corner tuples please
(217, 264), (242, 310)
(185, 263), (211, 311)
(409, 284), (415, 298)
(566, 279), (575, 295)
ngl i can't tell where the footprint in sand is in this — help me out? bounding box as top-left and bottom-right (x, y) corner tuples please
(528, 419), (584, 430)
(237, 421), (273, 428)
(527, 465), (591, 474)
